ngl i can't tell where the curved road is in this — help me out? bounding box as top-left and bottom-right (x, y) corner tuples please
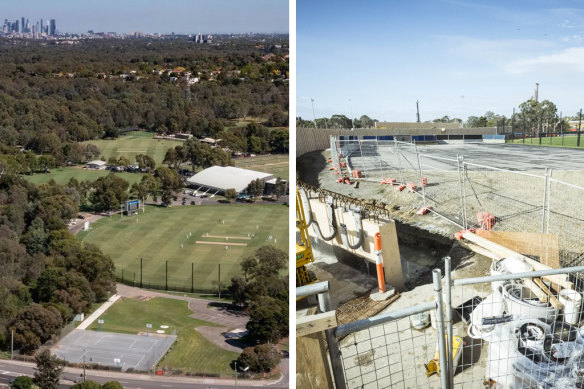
(0, 359), (289, 389)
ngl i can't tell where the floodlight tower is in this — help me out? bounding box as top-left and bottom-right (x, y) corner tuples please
(416, 100), (421, 123)
(310, 98), (317, 128)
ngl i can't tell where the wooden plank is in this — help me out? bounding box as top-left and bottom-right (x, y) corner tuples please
(523, 278), (549, 303)
(296, 332), (334, 389)
(533, 278), (563, 310)
(461, 231), (573, 289)
(379, 220), (405, 291)
(297, 311), (338, 337)
(475, 230), (560, 268)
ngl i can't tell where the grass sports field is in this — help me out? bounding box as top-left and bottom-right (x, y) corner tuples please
(234, 154), (289, 180)
(78, 204), (288, 291)
(25, 167), (145, 186)
(508, 135), (584, 148)
(87, 297), (238, 375)
(82, 131), (183, 165)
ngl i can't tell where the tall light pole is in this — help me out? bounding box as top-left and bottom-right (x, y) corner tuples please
(310, 98), (317, 128)
(234, 361), (237, 388)
(349, 98), (354, 130)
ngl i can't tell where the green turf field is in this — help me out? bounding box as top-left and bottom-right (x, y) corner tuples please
(87, 297), (238, 375)
(78, 204), (288, 291)
(233, 154), (289, 180)
(83, 131), (183, 165)
(24, 167), (145, 186)
(508, 135), (584, 148)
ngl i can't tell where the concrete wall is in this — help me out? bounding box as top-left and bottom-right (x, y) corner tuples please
(296, 127), (498, 157)
(306, 197), (405, 291)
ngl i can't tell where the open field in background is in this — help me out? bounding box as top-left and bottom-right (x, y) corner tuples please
(24, 167), (146, 186)
(78, 204), (288, 291)
(508, 135), (584, 148)
(233, 154), (289, 180)
(87, 297), (238, 375)
(82, 131), (183, 165)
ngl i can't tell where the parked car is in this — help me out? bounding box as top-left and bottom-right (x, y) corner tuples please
(78, 214), (85, 219)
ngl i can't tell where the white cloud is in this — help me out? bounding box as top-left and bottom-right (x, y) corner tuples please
(505, 47), (584, 74)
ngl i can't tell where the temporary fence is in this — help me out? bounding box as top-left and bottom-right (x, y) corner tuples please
(330, 136), (584, 269)
(309, 259), (584, 389)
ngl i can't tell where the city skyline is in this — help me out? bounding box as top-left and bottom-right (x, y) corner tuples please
(297, 0), (584, 123)
(1, 0), (288, 34)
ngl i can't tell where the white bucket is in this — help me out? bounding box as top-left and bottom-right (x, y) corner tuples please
(559, 289), (583, 325)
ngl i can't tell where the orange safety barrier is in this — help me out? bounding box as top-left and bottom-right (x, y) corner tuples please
(374, 233), (386, 293)
(340, 162), (347, 168)
(397, 184), (406, 191)
(381, 178), (396, 185)
(406, 182), (418, 192)
(422, 177), (427, 187)
(477, 212), (496, 230)
(417, 206), (431, 215)
(352, 169), (362, 178)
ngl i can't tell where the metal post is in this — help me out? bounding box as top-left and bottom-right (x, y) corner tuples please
(457, 155), (466, 229)
(433, 269), (448, 389)
(83, 350), (86, 382)
(325, 328), (346, 389)
(165, 260), (168, 291)
(444, 257), (454, 389)
(11, 329), (13, 360)
(541, 168), (548, 234)
(235, 361), (238, 389)
(578, 108), (582, 147)
(121, 268), (124, 284)
(191, 262), (194, 293)
(218, 263), (221, 298)
(545, 169), (552, 234)
(416, 147), (426, 207)
(396, 142), (403, 184)
(140, 258), (143, 288)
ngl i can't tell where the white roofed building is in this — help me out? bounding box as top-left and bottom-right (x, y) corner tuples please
(186, 166), (274, 194)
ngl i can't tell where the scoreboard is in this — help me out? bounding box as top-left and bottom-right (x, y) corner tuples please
(126, 199), (140, 214)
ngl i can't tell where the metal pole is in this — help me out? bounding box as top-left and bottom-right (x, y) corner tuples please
(325, 328), (346, 389)
(444, 257), (454, 389)
(541, 168), (548, 234)
(140, 258), (143, 288)
(578, 108), (582, 147)
(218, 263), (221, 298)
(546, 170), (552, 234)
(83, 350), (86, 382)
(191, 262), (194, 293)
(457, 155), (466, 229)
(121, 268), (124, 284)
(235, 361), (238, 389)
(11, 329), (13, 360)
(165, 260), (168, 291)
(433, 269), (448, 389)
(416, 147), (426, 207)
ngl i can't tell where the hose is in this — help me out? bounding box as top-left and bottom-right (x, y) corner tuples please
(339, 206), (364, 249)
(312, 196), (337, 241)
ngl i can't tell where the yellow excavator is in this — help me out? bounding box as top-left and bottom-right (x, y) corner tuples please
(296, 188), (316, 288)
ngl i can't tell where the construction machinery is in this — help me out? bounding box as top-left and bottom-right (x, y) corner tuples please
(296, 189), (316, 288)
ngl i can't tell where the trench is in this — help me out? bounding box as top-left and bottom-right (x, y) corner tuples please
(305, 219), (469, 309)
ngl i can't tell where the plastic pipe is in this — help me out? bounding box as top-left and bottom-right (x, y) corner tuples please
(374, 233), (386, 293)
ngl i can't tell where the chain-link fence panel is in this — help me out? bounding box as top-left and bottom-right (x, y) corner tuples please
(449, 259), (584, 389)
(548, 178), (584, 268)
(338, 306), (442, 389)
(462, 162), (547, 234)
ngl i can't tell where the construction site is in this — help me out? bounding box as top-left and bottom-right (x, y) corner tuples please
(296, 126), (584, 389)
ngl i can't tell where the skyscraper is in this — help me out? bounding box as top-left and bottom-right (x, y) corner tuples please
(40, 19), (44, 35)
(49, 19), (56, 36)
(21, 17), (24, 32)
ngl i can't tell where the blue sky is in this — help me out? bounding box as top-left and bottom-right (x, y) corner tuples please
(297, 0), (584, 122)
(2, 0), (288, 34)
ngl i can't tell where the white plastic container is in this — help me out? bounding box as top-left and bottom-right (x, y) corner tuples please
(559, 289), (582, 325)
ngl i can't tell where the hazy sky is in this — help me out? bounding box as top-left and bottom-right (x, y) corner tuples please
(297, 0), (584, 122)
(2, 0), (288, 34)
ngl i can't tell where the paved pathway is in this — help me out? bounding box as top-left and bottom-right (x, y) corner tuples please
(76, 294), (121, 330)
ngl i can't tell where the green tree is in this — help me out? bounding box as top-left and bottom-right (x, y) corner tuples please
(246, 296), (288, 343)
(135, 154), (155, 171)
(274, 178), (286, 200)
(153, 167), (182, 205)
(71, 381), (101, 389)
(10, 376), (35, 389)
(90, 173), (129, 212)
(229, 275), (248, 307)
(246, 179), (264, 200)
(224, 188), (237, 202)
(33, 350), (63, 389)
